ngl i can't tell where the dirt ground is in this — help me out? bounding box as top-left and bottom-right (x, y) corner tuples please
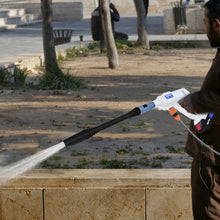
(0, 47), (216, 169)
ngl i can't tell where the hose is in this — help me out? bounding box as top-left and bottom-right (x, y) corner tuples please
(169, 107), (220, 157)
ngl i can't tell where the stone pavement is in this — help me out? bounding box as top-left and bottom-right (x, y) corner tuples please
(0, 13), (209, 68)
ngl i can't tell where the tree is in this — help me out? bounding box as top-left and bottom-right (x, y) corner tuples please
(40, 0), (83, 89)
(100, 0), (119, 69)
(133, 0), (150, 49)
(41, 0), (60, 73)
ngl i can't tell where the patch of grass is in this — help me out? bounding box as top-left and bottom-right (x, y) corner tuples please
(13, 67), (28, 87)
(119, 123), (130, 132)
(177, 147), (185, 153)
(38, 64), (86, 90)
(151, 160), (163, 168)
(125, 144), (133, 152)
(115, 39), (144, 50)
(138, 157), (150, 166)
(71, 150), (86, 156)
(41, 160), (50, 168)
(62, 164), (72, 169)
(182, 160), (192, 164)
(131, 149), (149, 156)
(100, 159), (131, 169)
(134, 121), (148, 128)
(76, 158), (88, 168)
(151, 44), (163, 51)
(66, 45), (89, 58)
(0, 67), (11, 85)
(0, 67), (28, 88)
(165, 145), (178, 153)
(87, 42), (100, 51)
(57, 53), (66, 63)
(116, 149), (128, 155)
(153, 155), (171, 162)
(128, 158), (150, 167)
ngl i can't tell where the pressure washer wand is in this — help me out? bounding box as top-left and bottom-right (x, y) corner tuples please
(63, 106), (143, 147)
(63, 88), (206, 147)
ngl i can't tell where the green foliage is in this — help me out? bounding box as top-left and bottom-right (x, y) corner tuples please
(151, 161), (163, 168)
(116, 149), (128, 155)
(115, 39), (143, 50)
(134, 121), (148, 128)
(0, 67), (11, 85)
(153, 155), (171, 162)
(100, 159), (131, 169)
(57, 53), (66, 63)
(66, 46), (89, 58)
(87, 42), (100, 51)
(13, 67), (28, 87)
(76, 158), (88, 168)
(131, 149), (149, 156)
(38, 64), (86, 90)
(129, 157), (149, 167)
(0, 66), (28, 88)
(71, 150), (86, 156)
(119, 123), (130, 132)
(165, 145), (178, 153)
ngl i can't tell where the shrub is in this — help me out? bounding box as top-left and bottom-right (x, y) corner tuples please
(0, 66), (28, 88)
(38, 64), (86, 90)
(13, 67), (28, 87)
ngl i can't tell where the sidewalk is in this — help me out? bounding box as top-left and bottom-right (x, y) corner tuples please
(0, 13), (208, 68)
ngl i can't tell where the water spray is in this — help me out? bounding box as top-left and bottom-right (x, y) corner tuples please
(0, 88), (215, 184)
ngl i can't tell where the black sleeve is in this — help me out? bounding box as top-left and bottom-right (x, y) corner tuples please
(191, 89), (220, 113)
(111, 9), (120, 22)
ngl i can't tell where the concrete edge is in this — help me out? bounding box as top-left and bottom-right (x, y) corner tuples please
(1, 169), (191, 189)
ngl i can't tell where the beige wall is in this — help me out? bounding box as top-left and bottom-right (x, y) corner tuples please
(68, 0), (201, 17)
(68, 0), (180, 18)
(0, 169), (193, 220)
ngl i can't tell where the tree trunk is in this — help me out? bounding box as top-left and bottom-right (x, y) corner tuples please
(100, 0), (119, 69)
(98, 0), (105, 53)
(133, 0), (150, 49)
(41, 0), (59, 72)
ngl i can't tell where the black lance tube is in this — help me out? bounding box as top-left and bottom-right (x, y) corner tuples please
(63, 107), (141, 147)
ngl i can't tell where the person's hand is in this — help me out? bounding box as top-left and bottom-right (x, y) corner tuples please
(180, 94), (195, 113)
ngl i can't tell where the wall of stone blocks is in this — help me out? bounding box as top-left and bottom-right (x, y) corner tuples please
(0, 169), (193, 220)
